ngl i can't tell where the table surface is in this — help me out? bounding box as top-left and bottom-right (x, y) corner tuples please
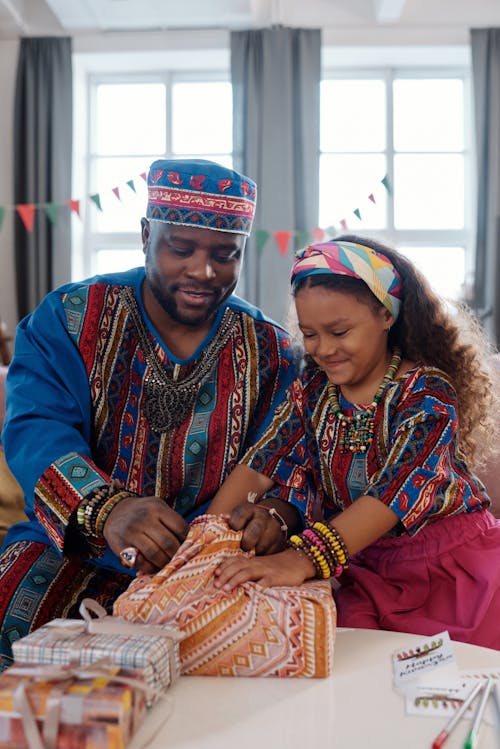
(131, 628), (500, 749)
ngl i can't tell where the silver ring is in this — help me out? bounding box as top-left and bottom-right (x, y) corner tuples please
(119, 546), (138, 568)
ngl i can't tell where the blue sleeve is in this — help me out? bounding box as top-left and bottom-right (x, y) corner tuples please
(2, 291), (109, 551)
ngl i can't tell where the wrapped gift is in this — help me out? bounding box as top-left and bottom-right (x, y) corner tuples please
(0, 662), (146, 749)
(115, 515), (336, 678)
(12, 600), (181, 706)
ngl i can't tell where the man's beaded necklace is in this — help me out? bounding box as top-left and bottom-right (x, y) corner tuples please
(327, 347), (402, 454)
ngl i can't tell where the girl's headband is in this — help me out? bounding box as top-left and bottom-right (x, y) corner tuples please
(291, 240), (403, 320)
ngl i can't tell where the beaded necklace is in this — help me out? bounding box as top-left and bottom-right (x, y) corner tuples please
(328, 347), (402, 453)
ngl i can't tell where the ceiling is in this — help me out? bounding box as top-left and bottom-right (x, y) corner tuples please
(1, 0), (500, 38)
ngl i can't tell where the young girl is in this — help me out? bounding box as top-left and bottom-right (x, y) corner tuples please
(210, 236), (500, 649)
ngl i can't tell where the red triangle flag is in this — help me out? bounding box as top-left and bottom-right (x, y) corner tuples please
(112, 187), (121, 202)
(139, 172), (147, 182)
(16, 204), (36, 232)
(340, 219), (348, 231)
(311, 227), (325, 242)
(368, 193), (376, 204)
(274, 231), (292, 257)
(67, 199), (81, 217)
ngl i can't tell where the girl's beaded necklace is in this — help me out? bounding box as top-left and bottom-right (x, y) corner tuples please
(327, 347), (402, 453)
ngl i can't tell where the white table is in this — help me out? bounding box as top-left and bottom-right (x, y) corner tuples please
(132, 628), (500, 749)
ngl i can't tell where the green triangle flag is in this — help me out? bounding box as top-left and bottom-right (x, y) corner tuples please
(295, 230), (309, 249)
(90, 193), (103, 212)
(0, 207), (5, 232)
(255, 229), (270, 256)
(126, 179), (136, 193)
(325, 224), (337, 238)
(381, 175), (392, 195)
(353, 208), (362, 221)
(44, 203), (59, 225)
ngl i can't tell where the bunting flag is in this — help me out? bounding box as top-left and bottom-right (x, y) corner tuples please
(67, 199), (81, 217)
(381, 174), (392, 195)
(89, 194), (103, 212)
(44, 203), (59, 225)
(295, 229), (310, 249)
(274, 231), (292, 257)
(255, 229), (270, 256)
(16, 204), (36, 232)
(311, 227), (326, 242)
(0, 171), (393, 261)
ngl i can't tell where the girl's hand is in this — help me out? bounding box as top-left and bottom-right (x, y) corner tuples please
(213, 548), (316, 591)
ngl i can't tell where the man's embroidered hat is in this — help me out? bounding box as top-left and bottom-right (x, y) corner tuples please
(146, 158), (257, 236)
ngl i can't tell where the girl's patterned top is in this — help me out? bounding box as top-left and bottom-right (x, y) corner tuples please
(242, 364), (491, 536)
(2, 268), (297, 572)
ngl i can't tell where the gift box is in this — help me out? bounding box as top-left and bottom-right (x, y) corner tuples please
(12, 600), (181, 707)
(0, 662), (146, 749)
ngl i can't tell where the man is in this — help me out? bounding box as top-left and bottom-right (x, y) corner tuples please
(0, 159), (300, 671)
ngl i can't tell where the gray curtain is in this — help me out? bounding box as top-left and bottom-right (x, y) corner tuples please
(470, 28), (500, 344)
(14, 37), (73, 321)
(231, 28), (321, 324)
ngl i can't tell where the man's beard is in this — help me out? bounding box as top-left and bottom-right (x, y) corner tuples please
(145, 270), (220, 328)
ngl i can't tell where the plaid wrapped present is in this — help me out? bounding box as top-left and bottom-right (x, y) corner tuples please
(0, 661), (146, 749)
(12, 600), (181, 707)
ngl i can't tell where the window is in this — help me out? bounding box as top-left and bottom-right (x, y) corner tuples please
(320, 68), (472, 302)
(78, 71), (232, 278)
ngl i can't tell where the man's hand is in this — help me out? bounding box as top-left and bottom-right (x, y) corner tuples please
(103, 496), (189, 574)
(227, 498), (302, 554)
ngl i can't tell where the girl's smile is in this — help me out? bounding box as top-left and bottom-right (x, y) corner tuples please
(295, 285), (393, 404)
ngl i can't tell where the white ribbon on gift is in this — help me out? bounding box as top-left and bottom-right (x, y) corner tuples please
(9, 659), (165, 749)
(33, 598), (183, 688)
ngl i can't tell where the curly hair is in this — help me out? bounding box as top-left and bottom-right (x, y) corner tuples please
(291, 233), (500, 466)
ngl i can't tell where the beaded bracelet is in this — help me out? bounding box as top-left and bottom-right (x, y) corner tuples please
(302, 528), (337, 572)
(77, 481), (137, 538)
(288, 520), (350, 580)
(312, 522), (349, 570)
(288, 534), (328, 578)
(92, 490), (137, 537)
(258, 505), (288, 539)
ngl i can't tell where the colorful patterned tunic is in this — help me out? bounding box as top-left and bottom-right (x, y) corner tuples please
(242, 364), (491, 535)
(2, 268), (297, 573)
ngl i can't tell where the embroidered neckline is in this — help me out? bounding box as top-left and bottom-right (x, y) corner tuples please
(120, 286), (238, 432)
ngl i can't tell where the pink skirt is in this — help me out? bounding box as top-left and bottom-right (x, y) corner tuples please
(335, 510), (500, 650)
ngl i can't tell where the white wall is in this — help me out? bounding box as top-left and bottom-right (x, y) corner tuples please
(0, 40), (19, 341)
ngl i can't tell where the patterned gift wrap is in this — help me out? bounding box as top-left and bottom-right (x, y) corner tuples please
(12, 620), (180, 706)
(114, 515), (337, 678)
(0, 664), (145, 749)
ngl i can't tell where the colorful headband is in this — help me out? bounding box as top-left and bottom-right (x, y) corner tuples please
(146, 158), (257, 236)
(291, 241), (403, 319)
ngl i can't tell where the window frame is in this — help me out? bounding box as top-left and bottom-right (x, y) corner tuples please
(320, 64), (475, 295)
(74, 65), (232, 279)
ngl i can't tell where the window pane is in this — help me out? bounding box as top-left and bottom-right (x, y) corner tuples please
(319, 154), (387, 230)
(96, 84), (166, 155)
(96, 249), (145, 276)
(172, 82), (232, 154)
(398, 246), (465, 301)
(393, 79), (464, 152)
(92, 156), (152, 233)
(394, 154), (464, 230)
(321, 79), (386, 152)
